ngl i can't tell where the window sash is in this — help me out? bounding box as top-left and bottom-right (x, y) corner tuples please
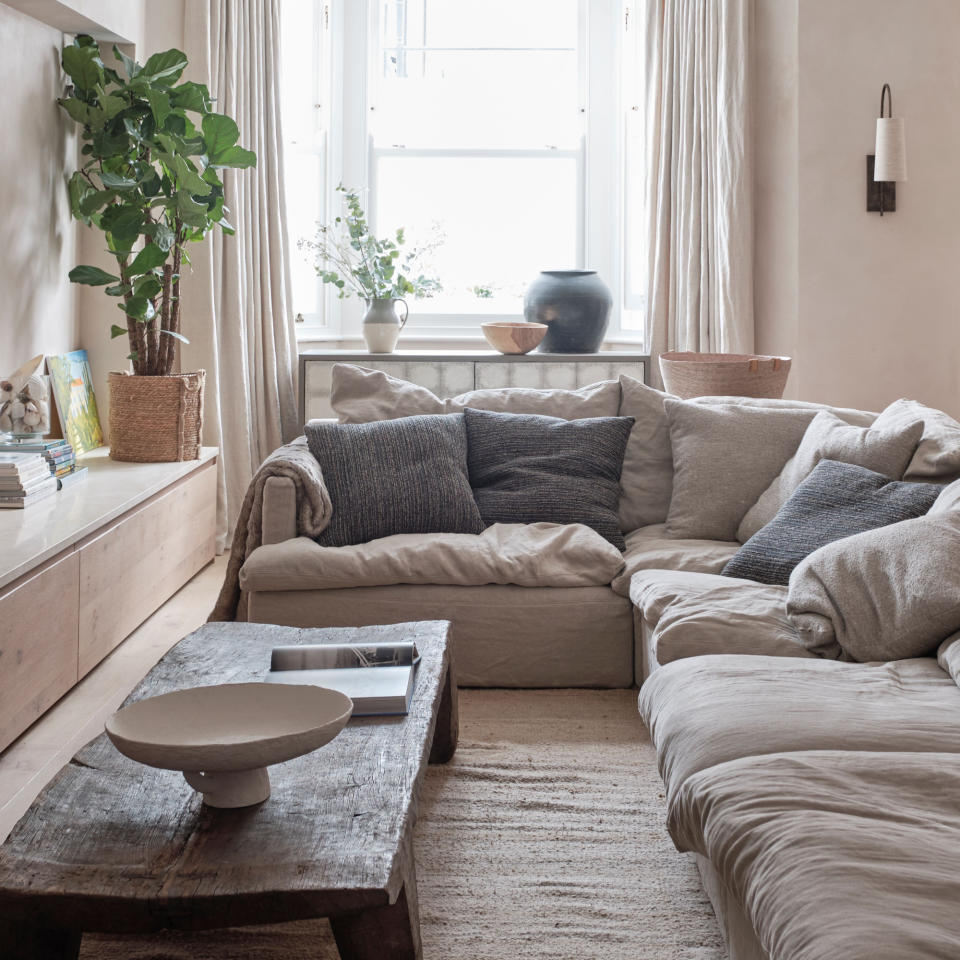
(292, 0), (640, 344)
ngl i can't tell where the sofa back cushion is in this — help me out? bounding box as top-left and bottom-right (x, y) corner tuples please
(872, 398), (960, 482)
(616, 376), (676, 531)
(788, 503), (960, 662)
(736, 410), (924, 542)
(663, 400), (873, 541)
(330, 362), (621, 422)
(723, 460), (942, 586)
(305, 414), (484, 547)
(463, 407), (634, 550)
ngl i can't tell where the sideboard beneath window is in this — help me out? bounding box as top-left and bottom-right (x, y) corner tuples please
(299, 350), (650, 425)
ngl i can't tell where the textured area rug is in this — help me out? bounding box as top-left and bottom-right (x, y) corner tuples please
(82, 690), (724, 960)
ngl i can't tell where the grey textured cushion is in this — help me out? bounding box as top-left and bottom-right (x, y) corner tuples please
(737, 410), (923, 542)
(463, 407), (634, 550)
(722, 460), (943, 586)
(788, 508), (960, 662)
(305, 414), (483, 547)
(664, 400), (874, 542)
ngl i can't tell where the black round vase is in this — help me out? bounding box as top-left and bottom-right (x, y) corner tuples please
(523, 270), (613, 353)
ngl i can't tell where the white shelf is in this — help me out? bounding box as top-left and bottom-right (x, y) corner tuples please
(0, 447), (218, 592)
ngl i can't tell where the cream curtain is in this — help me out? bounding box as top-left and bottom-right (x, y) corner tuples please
(643, 0), (754, 387)
(181, 0), (299, 550)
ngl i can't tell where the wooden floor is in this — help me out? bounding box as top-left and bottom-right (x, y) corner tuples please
(0, 554), (227, 842)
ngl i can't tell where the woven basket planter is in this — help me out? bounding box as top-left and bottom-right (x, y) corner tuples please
(659, 352), (791, 400)
(108, 371), (205, 462)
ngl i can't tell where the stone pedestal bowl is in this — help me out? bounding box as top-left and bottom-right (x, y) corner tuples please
(105, 682), (354, 808)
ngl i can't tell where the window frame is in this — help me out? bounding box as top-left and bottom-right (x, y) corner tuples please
(292, 0), (641, 344)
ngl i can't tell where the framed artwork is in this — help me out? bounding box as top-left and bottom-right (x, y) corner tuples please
(47, 350), (103, 455)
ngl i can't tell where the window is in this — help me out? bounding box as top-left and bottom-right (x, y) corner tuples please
(281, 0), (644, 341)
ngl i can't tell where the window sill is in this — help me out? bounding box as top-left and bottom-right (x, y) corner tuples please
(295, 331), (646, 351)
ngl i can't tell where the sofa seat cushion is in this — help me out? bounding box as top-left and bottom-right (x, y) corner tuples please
(610, 524), (739, 596)
(638, 653), (960, 802)
(239, 522), (626, 593)
(667, 749), (960, 960)
(628, 570), (805, 665)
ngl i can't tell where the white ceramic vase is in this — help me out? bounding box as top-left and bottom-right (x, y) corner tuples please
(363, 297), (408, 354)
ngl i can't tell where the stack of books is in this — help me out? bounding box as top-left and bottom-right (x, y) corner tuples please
(0, 439), (87, 490)
(0, 452), (58, 509)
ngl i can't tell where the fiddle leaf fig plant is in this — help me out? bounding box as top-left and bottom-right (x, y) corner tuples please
(58, 35), (257, 375)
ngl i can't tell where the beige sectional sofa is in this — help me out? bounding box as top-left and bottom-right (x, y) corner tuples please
(235, 363), (960, 958)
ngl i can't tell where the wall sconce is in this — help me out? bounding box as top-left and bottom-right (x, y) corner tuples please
(867, 83), (907, 215)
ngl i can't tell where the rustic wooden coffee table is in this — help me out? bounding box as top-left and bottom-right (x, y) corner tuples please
(0, 620), (458, 960)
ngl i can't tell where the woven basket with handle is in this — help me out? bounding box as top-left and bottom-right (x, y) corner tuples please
(659, 352), (791, 399)
(108, 371), (205, 462)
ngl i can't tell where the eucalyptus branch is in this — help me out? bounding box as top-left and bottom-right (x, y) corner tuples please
(301, 187), (443, 302)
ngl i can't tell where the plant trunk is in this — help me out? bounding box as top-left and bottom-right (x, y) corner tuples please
(161, 241), (183, 375)
(158, 263), (174, 376)
(119, 259), (145, 375)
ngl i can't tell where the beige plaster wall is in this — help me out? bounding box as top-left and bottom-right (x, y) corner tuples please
(752, 0), (799, 397)
(754, 0), (960, 416)
(0, 3), (79, 376)
(796, 0), (960, 417)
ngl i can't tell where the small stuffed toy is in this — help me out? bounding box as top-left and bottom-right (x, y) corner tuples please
(0, 355), (50, 436)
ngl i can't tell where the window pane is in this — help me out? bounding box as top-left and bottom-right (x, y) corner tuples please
(287, 152), (325, 319)
(374, 0), (581, 149)
(374, 154), (580, 315)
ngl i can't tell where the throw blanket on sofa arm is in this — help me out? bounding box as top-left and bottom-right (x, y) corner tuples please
(209, 437), (333, 622)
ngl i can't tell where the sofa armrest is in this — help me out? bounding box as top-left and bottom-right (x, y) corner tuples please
(262, 475), (298, 545)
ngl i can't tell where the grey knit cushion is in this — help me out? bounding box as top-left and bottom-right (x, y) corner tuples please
(306, 414), (483, 547)
(463, 407), (634, 550)
(722, 460), (942, 586)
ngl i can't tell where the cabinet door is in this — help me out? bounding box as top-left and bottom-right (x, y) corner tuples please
(303, 360), (475, 421)
(0, 552), (79, 751)
(474, 359), (646, 391)
(77, 463), (216, 677)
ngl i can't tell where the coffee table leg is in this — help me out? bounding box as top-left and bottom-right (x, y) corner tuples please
(0, 917), (81, 959)
(428, 661), (459, 765)
(330, 876), (422, 960)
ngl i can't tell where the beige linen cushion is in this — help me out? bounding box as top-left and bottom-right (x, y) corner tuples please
(663, 400), (873, 542)
(240, 521), (626, 592)
(616, 376), (675, 530)
(937, 632), (960, 686)
(629, 569), (802, 665)
(931, 477), (960, 515)
(737, 410), (924, 542)
(787, 507), (960, 662)
(610, 524), (739, 596)
(873, 397), (960, 481)
(330, 363), (621, 422)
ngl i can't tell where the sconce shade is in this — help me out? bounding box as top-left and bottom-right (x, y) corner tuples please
(874, 117), (907, 181)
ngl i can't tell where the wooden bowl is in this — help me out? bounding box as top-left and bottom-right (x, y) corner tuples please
(481, 321), (548, 355)
(106, 682), (353, 807)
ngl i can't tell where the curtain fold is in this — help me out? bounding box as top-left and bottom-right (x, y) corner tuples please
(644, 0), (754, 387)
(182, 0), (300, 550)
